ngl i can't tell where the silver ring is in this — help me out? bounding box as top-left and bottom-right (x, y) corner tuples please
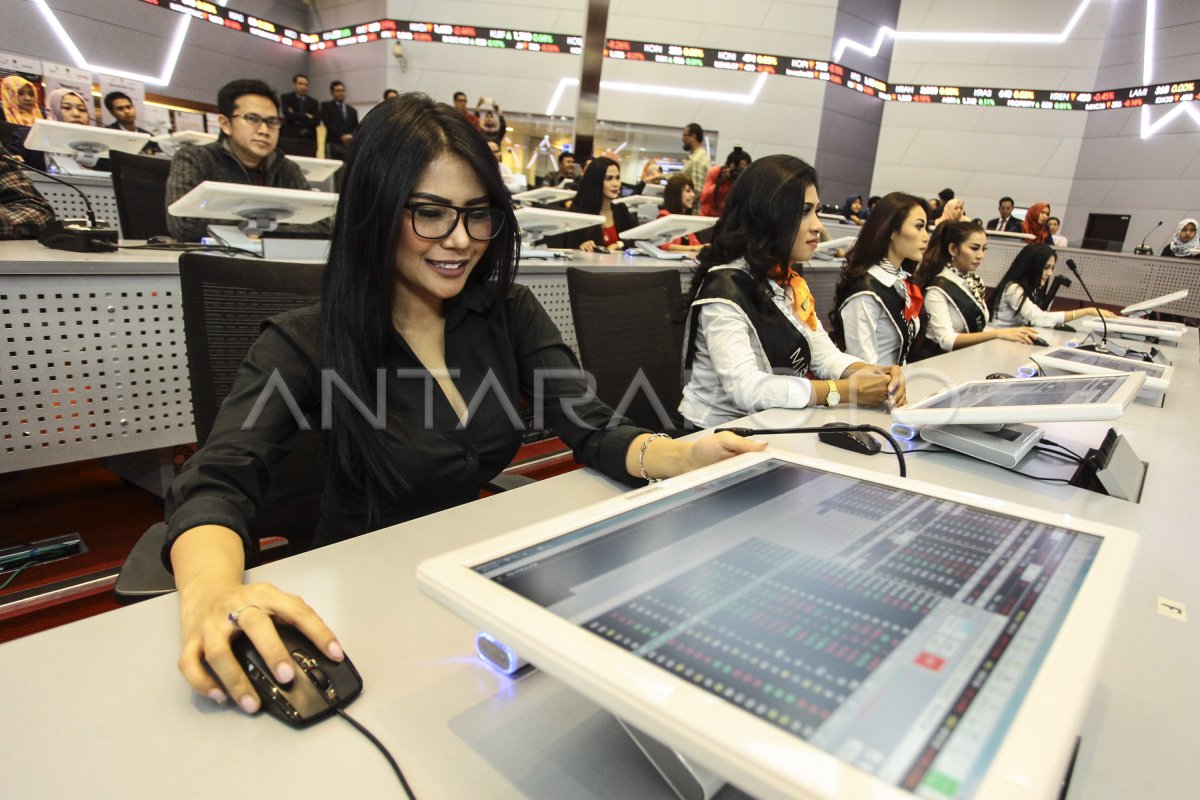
(228, 604), (261, 631)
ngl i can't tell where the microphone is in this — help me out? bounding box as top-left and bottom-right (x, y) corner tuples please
(1065, 259), (1108, 353)
(2, 153), (118, 252)
(1133, 220), (1162, 255)
(1043, 274), (1072, 306)
(713, 423), (907, 477)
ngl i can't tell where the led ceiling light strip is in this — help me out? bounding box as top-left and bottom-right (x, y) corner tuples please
(832, 0), (1097, 62)
(546, 71), (768, 116)
(1137, 0), (1197, 137)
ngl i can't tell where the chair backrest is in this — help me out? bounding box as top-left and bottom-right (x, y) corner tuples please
(109, 151), (172, 239)
(178, 252), (326, 546)
(566, 267), (688, 431)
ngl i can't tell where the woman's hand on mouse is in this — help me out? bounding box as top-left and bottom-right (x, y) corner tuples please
(995, 327), (1040, 344)
(171, 525), (343, 714)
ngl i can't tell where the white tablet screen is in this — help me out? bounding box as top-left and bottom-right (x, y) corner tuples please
(919, 374), (1126, 410)
(1045, 348), (1168, 378)
(474, 460), (1102, 799)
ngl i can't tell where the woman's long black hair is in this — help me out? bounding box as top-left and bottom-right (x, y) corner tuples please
(662, 174), (694, 215)
(320, 92), (519, 517)
(988, 242), (1057, 318)
(570, 156), (619, 215)
(689, 154), (819, 308)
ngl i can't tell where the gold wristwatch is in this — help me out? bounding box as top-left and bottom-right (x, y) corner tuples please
(825, 380), (841, 407)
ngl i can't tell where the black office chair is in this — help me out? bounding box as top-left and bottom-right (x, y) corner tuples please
(115, 253), (327, 602)
(109, 150), (172, 239)
(566, 268), (688, 431)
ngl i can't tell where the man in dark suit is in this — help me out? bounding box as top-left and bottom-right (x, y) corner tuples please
(320, 80), (359, 162)
(103, 91), (160, 155)
(987, 196), (1023, 233)
(279, 74), (319, 157)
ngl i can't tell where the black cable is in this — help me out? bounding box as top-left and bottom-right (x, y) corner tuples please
(0, 560), (32, 591)
(1033, 445), (1082, 464)
(110, 242), (264, 259)
(335, 708), (417, 799)
(715, 424), (906, 477)
(1037, 438), (1085, 463)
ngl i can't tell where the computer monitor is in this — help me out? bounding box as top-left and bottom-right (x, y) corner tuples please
(622, 214), (718, 244)
(512, 187), (577, 206)
(166, 180), (337, 232)
(891, 372), (1144, 427)
(418, 451), (1137, 800)
(1121, 289), (1188, 316)
(1080, 213), (1131, 252)
(514, 206), (604, 242)
(1076, 317), (1186, 341)
(285, 155), (343, 183)
(1031, 346), (1173, 391)
(612, 194), (664, 209)
(23, 119), (152, 167)
(985, 230), (1033, 242)
(150, 130), (217, 156)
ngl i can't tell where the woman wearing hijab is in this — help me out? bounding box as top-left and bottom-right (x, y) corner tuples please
(1022, 201), (1051, 243)
(45, 88), (92, 125)
(1, 75), (44, 126)
(1160, 218), (1200, 258)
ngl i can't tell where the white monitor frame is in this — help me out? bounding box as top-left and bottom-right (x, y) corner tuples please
(892, 372), (1145, 426)
(622, 213), (718, 244)
(285, 155), (343, 182)
(1121, 289), (1188, 316)
(512, 187), (577, 205)
(1031, 346), (1174, 391)
(817, 235), (856, 252)
(987, 229), (1034, 241)
(24, 119), (151, 166)
(166, 180), (337, 232)
(418, 450), (1137, 800)
(1076, 317), (1186, 340)
(150, 130), (217, 156)
(514, 206), (604, 242)
(613, 194), (664, 209)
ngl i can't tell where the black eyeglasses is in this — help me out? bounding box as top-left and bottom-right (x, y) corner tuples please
(404, 203), (505, 241)
(231, 113), (284, 130)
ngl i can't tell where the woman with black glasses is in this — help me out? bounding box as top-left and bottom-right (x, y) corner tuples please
(164, 92), (762, 713)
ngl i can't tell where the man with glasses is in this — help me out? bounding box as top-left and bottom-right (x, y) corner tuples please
(165, 79), (327, 242)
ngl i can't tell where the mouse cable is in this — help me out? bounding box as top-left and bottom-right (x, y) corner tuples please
(1033, 445), (1083, 465)
(110, 242), (264, 259)
(715, 424), (906, 478)
(335, 708), (417, 799)
(1038, 438), (1084, 463)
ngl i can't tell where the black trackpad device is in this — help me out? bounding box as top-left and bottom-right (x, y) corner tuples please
(817, 423), (881, 456)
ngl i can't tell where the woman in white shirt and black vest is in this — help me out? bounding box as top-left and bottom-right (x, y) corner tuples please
(913, 220), (1039, 354)
(678, 155), (905, 429)
(988, 243), (1115, 329)
(832, 192), (930, 366)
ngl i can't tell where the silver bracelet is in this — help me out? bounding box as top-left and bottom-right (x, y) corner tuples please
(639, 432), (671, 483)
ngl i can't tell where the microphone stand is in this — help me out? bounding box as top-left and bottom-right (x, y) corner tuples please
(714, 423), (907, 477)
(1065, 258), (1108, 353)
(3, 153), (118, 252)
(1133, 220), (1162, 256)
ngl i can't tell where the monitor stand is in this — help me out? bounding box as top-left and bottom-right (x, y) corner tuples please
(633, 240), (688, 260)
(615, 718), (726, 800)
(919, 423), (1043, 468)
(205, 224), (263, 256)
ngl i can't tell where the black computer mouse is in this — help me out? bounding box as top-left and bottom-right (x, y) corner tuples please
(1030, 336), (1049, 347)
(817, 423), (881, 456)
(986, 373), (1015, 380)
(1053, 322), (1076, 332)
(226, 622), (363, 727)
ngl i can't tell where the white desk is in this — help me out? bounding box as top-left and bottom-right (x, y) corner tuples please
(0, 327), (1196, 799)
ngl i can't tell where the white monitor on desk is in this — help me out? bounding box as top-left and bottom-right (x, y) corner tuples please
(1031, 346), (1173, 391)
(23, 119), (151, 169)
(167, 180), (337, 232)
(986, 229), (1034, 241)
(419, 450), (1136, 800)
(515, 206), (603, 239)
(150, 130), (217, 156)
(1076, 317), (1186, 340)
(285, 155), (343, 182)
(621, 214), (718, 260)
(513, 187), (576, 206)
(892, 372), (1144, 427)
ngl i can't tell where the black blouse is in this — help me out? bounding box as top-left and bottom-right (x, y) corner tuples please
(163, 282), (647, 563)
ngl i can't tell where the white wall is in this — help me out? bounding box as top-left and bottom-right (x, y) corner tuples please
(872, 0), (1116, 229)
(2, 0), (311, 106)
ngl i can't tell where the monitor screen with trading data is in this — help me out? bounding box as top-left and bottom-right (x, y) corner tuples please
(418, 453), (1135, 800)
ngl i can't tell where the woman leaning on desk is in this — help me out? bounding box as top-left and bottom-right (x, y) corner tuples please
(989, 242), (1117, 328)
(164, 92), (763, 713)
(912, 221), (1040, 355)
(830, 192), (929, 366)
(548, 155), (636, 252)
(677, 155), (904, 429)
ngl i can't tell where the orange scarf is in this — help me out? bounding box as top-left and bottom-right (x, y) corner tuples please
(769, 265), (819, 330)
